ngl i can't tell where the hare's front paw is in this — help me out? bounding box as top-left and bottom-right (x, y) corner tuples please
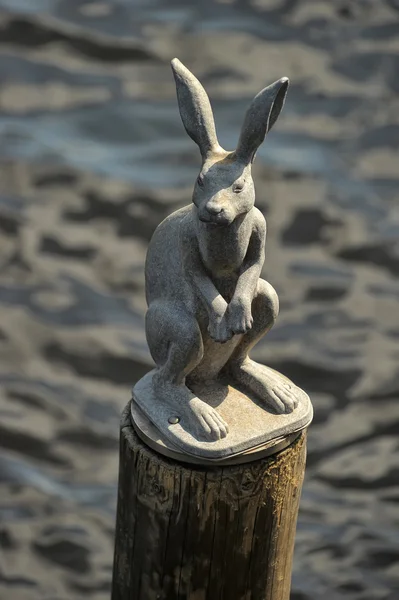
(226, 301), (253, 336)
(208, 314), (233, 344)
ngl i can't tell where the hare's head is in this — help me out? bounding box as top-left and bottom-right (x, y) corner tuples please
(171, 58), (289, 227)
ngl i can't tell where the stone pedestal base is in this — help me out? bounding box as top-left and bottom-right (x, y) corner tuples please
(132, 369), (312, 461)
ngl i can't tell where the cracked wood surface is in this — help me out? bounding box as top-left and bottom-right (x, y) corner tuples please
(112, 403), (307, 600)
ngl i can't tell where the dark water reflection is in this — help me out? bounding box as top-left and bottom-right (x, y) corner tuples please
(0, 1), (398, 598)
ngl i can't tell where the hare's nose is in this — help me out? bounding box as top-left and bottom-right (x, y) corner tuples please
(206, 204), (223, 216)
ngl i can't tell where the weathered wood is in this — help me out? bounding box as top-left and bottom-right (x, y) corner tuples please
(112, 402), (307, 600)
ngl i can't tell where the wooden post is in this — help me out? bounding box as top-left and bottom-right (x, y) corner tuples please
(112, 403), (307, 600)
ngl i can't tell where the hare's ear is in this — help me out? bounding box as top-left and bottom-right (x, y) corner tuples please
(235, 77), (289, 164)
(171, 58), (220, 158)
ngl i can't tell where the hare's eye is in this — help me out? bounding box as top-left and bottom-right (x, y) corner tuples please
(197, 176), (204, 187)
(233, 182), (244, 193)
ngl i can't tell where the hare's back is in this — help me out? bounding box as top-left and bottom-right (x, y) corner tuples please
(145, 205), (192, 303)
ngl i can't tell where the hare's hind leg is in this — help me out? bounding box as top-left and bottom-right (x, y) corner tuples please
(146, 300), (203, 385)
(146, 300), (228, 441)
(227, 279), (301, 414)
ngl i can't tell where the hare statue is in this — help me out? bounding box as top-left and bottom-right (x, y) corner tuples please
(132, 59), (312, 458)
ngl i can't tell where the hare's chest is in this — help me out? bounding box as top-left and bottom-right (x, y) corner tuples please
(200, 232), (249, 277)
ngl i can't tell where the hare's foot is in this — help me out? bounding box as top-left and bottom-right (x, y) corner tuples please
(230, 359), (299, 414)
(153, 377), (228, 441)
(186, 396), (229, 441)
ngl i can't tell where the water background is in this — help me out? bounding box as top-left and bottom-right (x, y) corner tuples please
(0, 1), (398, 599)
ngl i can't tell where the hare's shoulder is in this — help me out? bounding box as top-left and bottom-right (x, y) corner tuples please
(157, 204), (192, 229)
(252, 206), (267, 234)
(147, 204), (194, 262)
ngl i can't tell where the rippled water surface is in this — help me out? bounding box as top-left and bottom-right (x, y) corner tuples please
(0, 1), (399, 599)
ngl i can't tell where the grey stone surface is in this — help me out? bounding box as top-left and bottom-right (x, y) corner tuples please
(132, 374), (312, 459)
(130, 399), (304, 466)
(132, 58), (313, 457)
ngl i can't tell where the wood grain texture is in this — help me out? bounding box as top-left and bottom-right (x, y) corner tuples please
(112, 403), (307, 600)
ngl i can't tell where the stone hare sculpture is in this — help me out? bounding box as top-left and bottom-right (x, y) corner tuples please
(132, 58), (312, 459)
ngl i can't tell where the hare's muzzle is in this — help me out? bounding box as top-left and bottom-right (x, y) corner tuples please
(206, 204), (223, 216)
(200, 214), (231, 228)
(202, 203), (230, 226)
